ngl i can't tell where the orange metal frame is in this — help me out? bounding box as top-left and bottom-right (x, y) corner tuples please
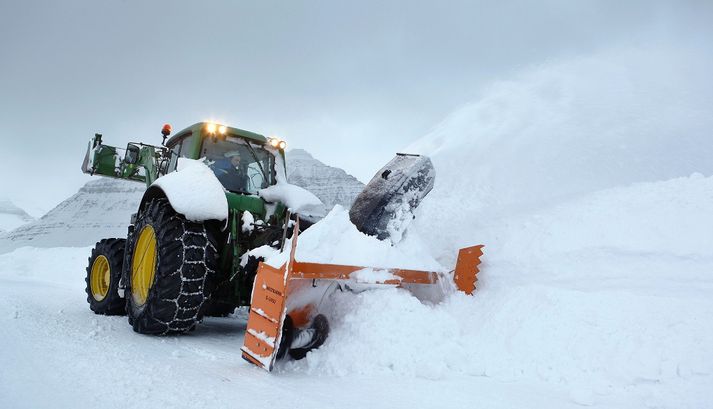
(241, 220), (484, 371)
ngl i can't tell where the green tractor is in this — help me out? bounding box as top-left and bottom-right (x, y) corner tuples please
(82, 122), (303, 334)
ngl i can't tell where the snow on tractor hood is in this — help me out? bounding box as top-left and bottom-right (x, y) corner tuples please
(152, 158), (228, 222)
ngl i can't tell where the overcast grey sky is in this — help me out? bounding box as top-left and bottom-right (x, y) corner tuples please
(0, 0), (710, 215)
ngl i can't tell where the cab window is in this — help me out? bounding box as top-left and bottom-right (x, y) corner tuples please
(201, 137), (273, 194)
(167, 134), (196, 171)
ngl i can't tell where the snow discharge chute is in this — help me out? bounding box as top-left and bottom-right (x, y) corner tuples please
(242, 154), (484, 371)
(349, 153), (435, 244)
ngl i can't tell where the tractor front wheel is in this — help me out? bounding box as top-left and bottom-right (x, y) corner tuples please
(126, 198), (221, 335)
(85, 238), (127, 315)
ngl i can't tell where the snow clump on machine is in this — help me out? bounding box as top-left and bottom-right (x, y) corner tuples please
(264, 205), (442, 273)
(152, 158), (228, 222)
(259, 154), (326, 219)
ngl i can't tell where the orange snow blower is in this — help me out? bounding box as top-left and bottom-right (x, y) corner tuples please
(241, 219), (484, 371)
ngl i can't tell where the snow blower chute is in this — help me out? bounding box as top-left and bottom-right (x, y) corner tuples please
(241, 153), (484, 371)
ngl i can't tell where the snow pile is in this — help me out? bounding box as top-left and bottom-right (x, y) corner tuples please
(265, 206), (442, 272)
(480, 173), (713, 268)
(282, 45), (713, 407)
(152, 158), (228, 221)
(286, 174), (713, 407)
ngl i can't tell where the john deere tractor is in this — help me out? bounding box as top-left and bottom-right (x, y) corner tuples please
(82, 122), (298, 334)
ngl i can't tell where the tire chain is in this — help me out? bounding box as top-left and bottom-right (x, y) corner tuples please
(154, 219), (218, 334)
(128, 199), (220, 335)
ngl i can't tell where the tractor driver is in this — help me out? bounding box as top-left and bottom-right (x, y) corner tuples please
(211, 151), (249, 193)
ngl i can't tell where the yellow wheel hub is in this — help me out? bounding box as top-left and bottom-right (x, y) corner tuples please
(131, 225), (158, 306)
(90, 255), (111, 301)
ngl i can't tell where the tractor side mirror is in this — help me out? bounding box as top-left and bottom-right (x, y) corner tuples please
(124, 144), (140, 165)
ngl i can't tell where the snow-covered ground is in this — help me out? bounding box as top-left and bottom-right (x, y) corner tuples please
(0, 247), (589, 409)
(2, 174), (711, 408)
(2, 44), (712, 408)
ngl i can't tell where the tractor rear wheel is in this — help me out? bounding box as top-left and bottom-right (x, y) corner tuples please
(126, 198), (221, 335)
(85, 238), (127, 315)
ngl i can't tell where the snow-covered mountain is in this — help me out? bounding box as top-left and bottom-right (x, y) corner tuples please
(0, 178), (145, 253)
(0, 200), (35, 233)
(0, 150), (363, 253)
(286, 149), (364, 209)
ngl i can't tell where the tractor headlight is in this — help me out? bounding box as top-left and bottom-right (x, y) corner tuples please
(267, 137), (286, 150)
(218, 125), (227, 135)
(206, 123), (217, 133)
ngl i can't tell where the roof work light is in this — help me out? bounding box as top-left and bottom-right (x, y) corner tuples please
(268, 137), (287, 150)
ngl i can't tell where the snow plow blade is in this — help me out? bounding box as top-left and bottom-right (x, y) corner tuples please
(241, 221), (484, 371)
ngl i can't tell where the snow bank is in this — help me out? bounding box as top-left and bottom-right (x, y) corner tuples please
(282, 45), (713, 408)
(285, 175), (713, 408)
(481, 173), (713, 266)
(0, 246), (91, 290)
(152, 158), (228, 222)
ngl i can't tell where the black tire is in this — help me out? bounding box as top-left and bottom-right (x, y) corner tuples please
(126, 198), (221, 335)
(85, 238), (127, 315)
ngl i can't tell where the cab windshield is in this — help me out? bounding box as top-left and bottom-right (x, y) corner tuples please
(201, 137), (274, 194)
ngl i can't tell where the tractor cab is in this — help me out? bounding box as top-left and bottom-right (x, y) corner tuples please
(201, 137), (274, 194)
(164, 122), (285, 195)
